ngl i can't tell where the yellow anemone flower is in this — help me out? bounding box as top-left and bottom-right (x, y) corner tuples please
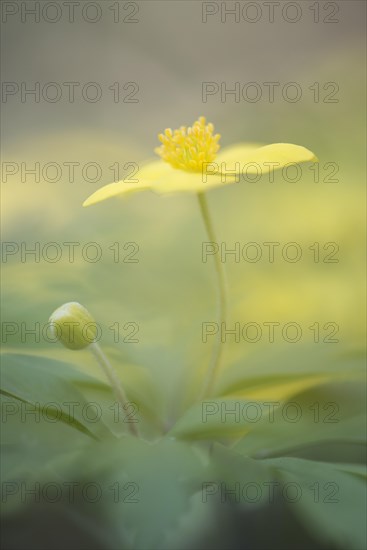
(81, 117), (318, 400)
(83, 116), (318, 207)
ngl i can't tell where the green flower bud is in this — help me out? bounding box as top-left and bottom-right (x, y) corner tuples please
(49, 302), (97, 350)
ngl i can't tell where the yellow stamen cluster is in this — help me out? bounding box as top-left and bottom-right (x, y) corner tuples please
(155, 116), (221, 172)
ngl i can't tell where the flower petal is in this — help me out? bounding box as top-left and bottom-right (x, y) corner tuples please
(82, 180), (155, 207)
(138, 159), (173, 179)
(83, 143), (318, 206)
(83, 160), (173, 206)
(216, 143), (264, 164)
(138, 160), (236, 192)
(153, 168), (235, 195)
(83, 160), (237, 206)
(216, 142), (318, 173)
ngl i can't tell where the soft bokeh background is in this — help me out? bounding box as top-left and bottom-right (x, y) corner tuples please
(1, 1), (366, 547)
(2, 0), (365, 395)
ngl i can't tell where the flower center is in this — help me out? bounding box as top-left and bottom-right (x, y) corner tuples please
(155, 116), (221, 172)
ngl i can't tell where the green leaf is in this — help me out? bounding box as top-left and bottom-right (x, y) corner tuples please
(0, 392), (94, 515)
(263, 457), (367, 550)
(216, 345), (365, 398)
(65, 436), (206, 550)
(0, 353), (113, 440)
(71, 358), (165, 438)
(234, 380), (366, 459)
(205, 443), (277, 507)
(331, 462), (367, 479)
(169, 399), (268, 441)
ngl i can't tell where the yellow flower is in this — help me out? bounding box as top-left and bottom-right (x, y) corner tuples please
(83, 116), (317, 207)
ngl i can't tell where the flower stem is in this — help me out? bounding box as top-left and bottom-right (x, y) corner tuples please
(197, 192), (227, 399)
(89, 342), (139, 437)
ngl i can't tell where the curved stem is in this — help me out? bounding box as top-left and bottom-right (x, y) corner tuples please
(90, 342), (139, 437)
(197, 192), (227, 399)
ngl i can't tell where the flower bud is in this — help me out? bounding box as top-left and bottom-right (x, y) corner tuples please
(49, 302), (97, 350)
